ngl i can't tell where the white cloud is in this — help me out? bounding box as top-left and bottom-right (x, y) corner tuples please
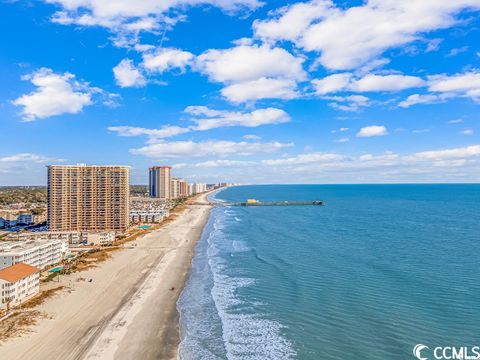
(312, 73), (352, 95)
(254, 0), (480, 70)
(175, 159), (255, 168)
(185, 106), (290, 130)
(109, 106), (289, 141)
(130, 140), (293, 158)
(398, 93), (447, 108)
(262, 152), (345, 165)
(243, 134), (261, 140)
(312, 73), (425, 95)
(142, 48), (194, 73)
(352, 74), (425, 92)
(113, 59), (146, 88)
(461, 128), (474, 135)
(428, 71), (480, 100)
(398, 71), (480, 107)
(46, 0), (263, 39)
(221, 77), (299, 103)
(12, 68), (94, 121)
(325, 95), (370, 112)
(196, 44), (306, 83)
(411, 145), (480, 160)
(357, 125), (388, 137)
(412, 128), (431, 134)
(253, 0), (332, 42)
(448, 118), (464, 124)
(108, 125), (190, 139)
(0, 153), (64, 178)
(335, 137), (350, 143)
(0, 153), (60, 163)
(447, 46), (469, 57)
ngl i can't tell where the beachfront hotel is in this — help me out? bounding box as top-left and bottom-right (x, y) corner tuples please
(149, 166), (172, 200)
(47, 165), (130, 232)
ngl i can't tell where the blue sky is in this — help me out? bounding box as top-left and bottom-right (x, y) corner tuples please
(1, 0), (479, 185)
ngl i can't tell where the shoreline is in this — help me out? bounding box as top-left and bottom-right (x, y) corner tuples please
(0, 191), (215, 360)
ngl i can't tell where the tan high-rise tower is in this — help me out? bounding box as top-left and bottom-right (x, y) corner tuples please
(149, 166), (172, 200)
(47, 165), (130, 232)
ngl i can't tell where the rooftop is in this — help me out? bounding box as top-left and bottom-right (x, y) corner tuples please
(0, 262), (40, 283)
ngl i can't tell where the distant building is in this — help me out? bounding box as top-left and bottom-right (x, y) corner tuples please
(0, 214), (17, 229)
(17, 213), (46, 225)
(0, 239), (68, 270)
(195, 183), (207, 194)
(0, 263), (40, 310)
(47, 165), (130, 232)
(178, 179), (189, 197)
(149, 166), (172, 200)
(171, 178), (179, 199)
(17, 231), (115, 246)
(189, 183), (207, 196)
(171, 178), (189, 199)
(130, 210), (169, 224)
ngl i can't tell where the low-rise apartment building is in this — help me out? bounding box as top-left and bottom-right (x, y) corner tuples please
(0, 263), (40, 310)
(17, 231), (115, 246)
(0, 239), (68, 270)
(130, 210), (169, 224)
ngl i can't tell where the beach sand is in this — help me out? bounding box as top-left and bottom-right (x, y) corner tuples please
(0, 191), (213, 360)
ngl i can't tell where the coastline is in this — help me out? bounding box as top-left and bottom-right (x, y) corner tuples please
(0, 191), (214, 360)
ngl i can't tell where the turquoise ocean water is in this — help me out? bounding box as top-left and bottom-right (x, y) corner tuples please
(177, 185), (480, 359)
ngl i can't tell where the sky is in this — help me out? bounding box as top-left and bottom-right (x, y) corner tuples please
(1, 0), (480, 185)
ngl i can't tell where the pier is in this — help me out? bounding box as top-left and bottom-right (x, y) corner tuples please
(219, 199), (325, 207)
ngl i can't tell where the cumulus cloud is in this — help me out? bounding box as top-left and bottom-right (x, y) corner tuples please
(175, 159), (255, 168)
(411, 145), (480, 160)
(262, 152), (345, 165)
(142, 48), (194, 73)
(0, 153), (60, 163)
(113, 59), (146, 88)
(398, 94), (445, 108)
(398, 71), (480, 107)
(108, 125), (190, 139)
(109, 106), (290, 141)
(185, 106), (290, 130)
(12, 68), (95, 121)
(221, 78), (299, 103)
(357, 125), (388, 137)
(46, 0), (263, 44)
(312, 73), (425, 95)
(254, 0), (480, 70)
(324, 95), (370, 112)
(130, 140), (293, 158)
(196, 44), (306, 83)
(155, 145), (480, 183)
(428, 71), (480, 100)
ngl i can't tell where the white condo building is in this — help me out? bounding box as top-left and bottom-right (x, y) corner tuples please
(0, 239), (68, 270)
(0, 263), (40, 310)
(17, 231), (115, 246)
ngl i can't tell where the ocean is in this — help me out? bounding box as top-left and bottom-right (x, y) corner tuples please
(177, 184), (480, 360)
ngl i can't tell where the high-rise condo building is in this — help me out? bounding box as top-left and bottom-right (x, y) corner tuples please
(171, 178), (189, 199)
(149, 166), (172, 200)
(47, 165), (130, 232)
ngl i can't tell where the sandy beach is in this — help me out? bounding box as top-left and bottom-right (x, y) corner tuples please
(0, 191), (213, 360)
